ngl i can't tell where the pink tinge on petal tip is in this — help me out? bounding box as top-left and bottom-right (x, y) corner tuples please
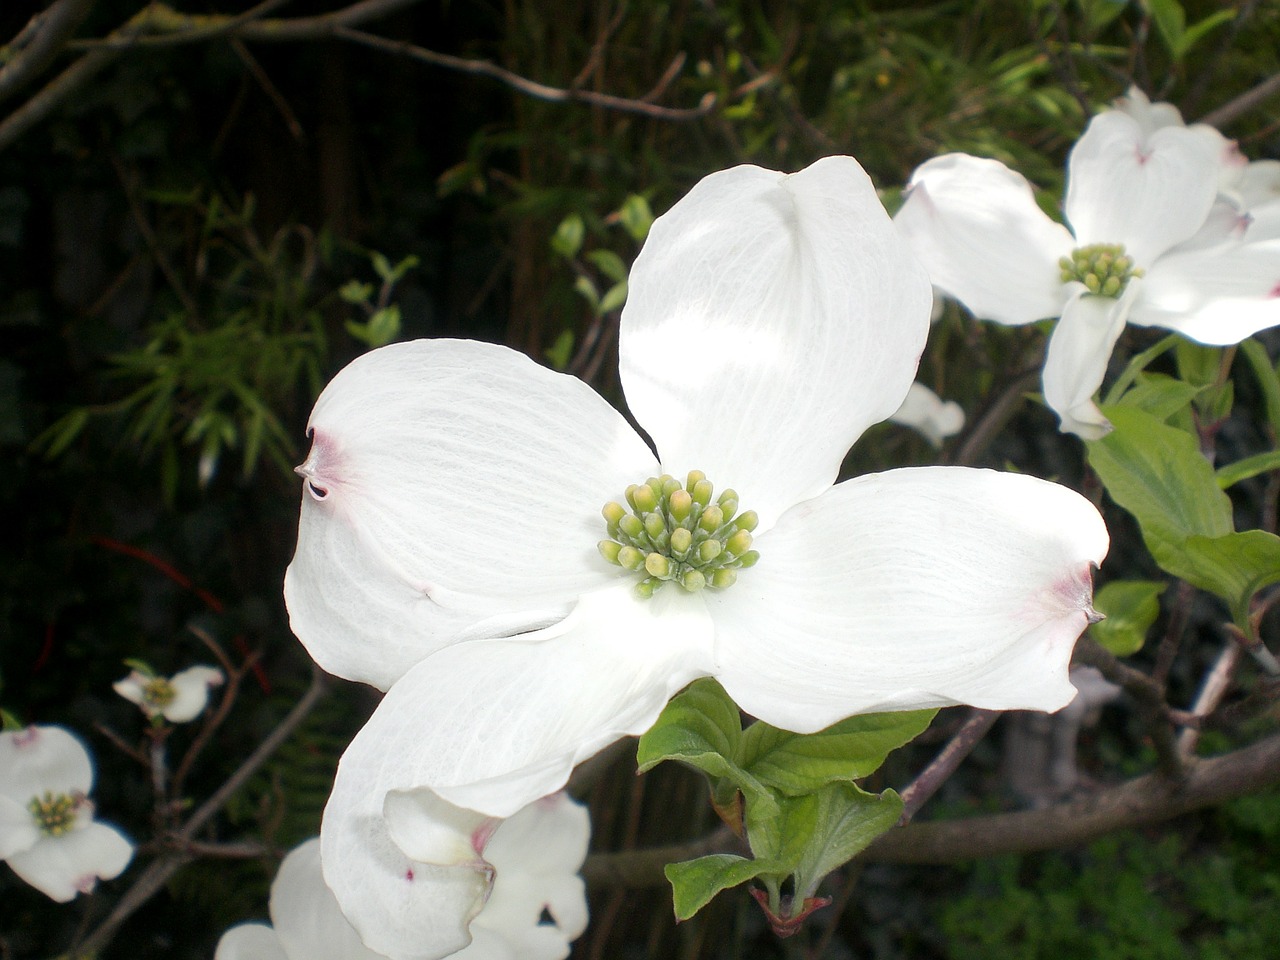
(295, 429), (344, 502)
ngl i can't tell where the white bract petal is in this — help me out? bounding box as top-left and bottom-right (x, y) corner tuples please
(1065, 110), (1223, 265)
(894, 153), (1073, 325)
(215, 924), (290, 960)
(1132, 241), (1280, 344)
(164, 665), (225, 722)
(6, 820), (133, 902)
(0, 725), (93, 801)
(1042, 289), (1135, 439)
(284, 338), (658, 690)
(709, 467), (1108, 731)
(269, 839), (388, 960)
(620, 156), (932, 530)
(888, 382), (965, 447)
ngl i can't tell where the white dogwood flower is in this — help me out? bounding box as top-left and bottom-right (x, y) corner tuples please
(895, 99), (1280, 437)
(113, 665), (224, 723)
(215, 794), (589, 960)
(285, 156), (1108, 957)
(0, 725), (132, 901)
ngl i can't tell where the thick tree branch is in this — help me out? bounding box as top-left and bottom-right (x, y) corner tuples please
(583, 732), (1280, 887)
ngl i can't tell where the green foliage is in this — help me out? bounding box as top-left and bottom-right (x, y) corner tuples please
(938, 792), (1280, 960)
(640, 679), (931, 923)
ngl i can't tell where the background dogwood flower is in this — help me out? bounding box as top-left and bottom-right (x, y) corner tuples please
(285, 156), (1108, 955)
(113, 665), (224, 723)
(895, 100), (1280, 438)
(0, 725), (133, 901)
(888, 382), (965, 447)
(216, 794), (589, 960)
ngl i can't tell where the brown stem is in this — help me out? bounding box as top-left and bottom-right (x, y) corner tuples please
(898, 709), (1001, 824)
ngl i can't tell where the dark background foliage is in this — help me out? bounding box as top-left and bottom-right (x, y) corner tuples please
(3, 1), (1280, 957)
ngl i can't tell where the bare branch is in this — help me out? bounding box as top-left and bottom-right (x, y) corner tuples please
(1199, 71), (1280, 128)
(0, 0), (96, 103)
(898, 709), (1001, 823)
(333, 27), (717, 121)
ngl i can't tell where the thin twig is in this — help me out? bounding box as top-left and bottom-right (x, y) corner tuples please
(1199, 71), (1280, 128)
(1178, 641), (1243, 757)
(1074, 637), (1184, 778)
(897, 709), (1001, 824)
(949, 368), (1041, 466)
(334, 27), (717, 120)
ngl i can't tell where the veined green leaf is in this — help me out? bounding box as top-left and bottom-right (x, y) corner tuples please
(739, 710), (936, 795)
(665, 854), (788, 921)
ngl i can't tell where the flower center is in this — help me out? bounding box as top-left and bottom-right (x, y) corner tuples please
(598, 471), (759, 598)
(28, 791), (82, 837)
(142, 677), (177, 708)
(1058, 243), (1144, 298)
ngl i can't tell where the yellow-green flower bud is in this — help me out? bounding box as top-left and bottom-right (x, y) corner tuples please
(598, 540), (623, 565)
(681, 569), (706, 591)
(699, 506), (724, 533)
(725, 529), (753, 558)
(645, 553), (672, 578)
(668, 489), (693, 522)
(670, 527), (693, 557)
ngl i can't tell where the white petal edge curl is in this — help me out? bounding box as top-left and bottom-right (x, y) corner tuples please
(0, 726), (94, 804)
(464, 794), (591, 960)
(1130, 240), (1280, 345)
(322, 585), (714, 958)
(270, 838), (387, 960)
(895, 153), (1074, 326)
(215, 924), (290, 960)
(619, 156), (933, 532)
(7, 821), (133, 902)
(1065, 110), (1223, 266)
(165, 665), (225, 722)
(708, 466), (1108, 732)
(1042, 290), (1134, 440)
(284, 338), (659, 690)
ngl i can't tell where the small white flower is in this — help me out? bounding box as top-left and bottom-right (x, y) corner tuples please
(113, 665), (224, 723)
(216, 794), (589, 960)
(895, 97), (1280, 438)
(0, 725), (133, 901)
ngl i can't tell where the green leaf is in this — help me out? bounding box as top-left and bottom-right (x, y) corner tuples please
(543, 329), (575, 371)
(586, 249), (628, 284)
(339, 280), (374, 305)
(1087, 405), (1232, 578)
(1182, 531), (1280, 623)
(739, 710), (936, 796)
(790, 784), (903, 900)
(1147, 0), (1186, 57)
(1180, 9), (1236, 55)
(1113, 373), (1202, 422)
(1104, 333), (1179, 404)
(1216, 450), (1280, 489)
(637, 679), (778, 818)
(1089, 580), (1166, 656)
(598, 281), (628, 315)
(617, 194), (654, 242)
(1239, 339), (1280, 432)
(550, 214), (585, 259)
(665, 855), (787, 921)
(573, 276), (600, 312)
